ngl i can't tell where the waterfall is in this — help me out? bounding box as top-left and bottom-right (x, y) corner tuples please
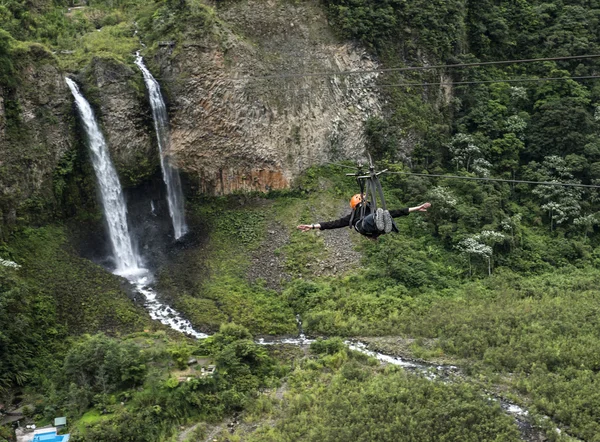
(67, 77), (205, 337)
(135, 54), (188, 240)
(66, 77), (142, 274)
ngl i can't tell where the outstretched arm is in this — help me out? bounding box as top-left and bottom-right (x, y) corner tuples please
(297, 223), (321, 231)
(389, 202), (431, 218)
(297, 213), (352, 231)
(409, 202), (431, 212)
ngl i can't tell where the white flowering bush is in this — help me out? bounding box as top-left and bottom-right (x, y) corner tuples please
(472, 158), (493, 177)
(456, 237), (492, 258)
(531, 156), (584, 229)
(448, 133), (482, 172)
(500, 214), (522, 232)
(426, 186), (457, 210)
(0, 258), (21, 269)
(595, 103), (600, 122)
(474, 230), (506, 244)
(510, 86), (527, 101)
(456, 230), (505, 276)
(505, 115), (527, 139)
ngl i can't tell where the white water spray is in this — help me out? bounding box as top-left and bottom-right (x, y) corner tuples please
(67, 77), (205, 337)
(66, 77), (141, 274)
(135, 54), (188, 240)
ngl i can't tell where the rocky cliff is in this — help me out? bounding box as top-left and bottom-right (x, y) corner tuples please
(1, 0), (382, 235)
(0, 43), (75, 237)
(79, 56), (158, 187)
(150, 0), (382, 194)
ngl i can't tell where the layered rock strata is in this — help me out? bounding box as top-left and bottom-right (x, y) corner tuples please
(152, 0), (382, 194)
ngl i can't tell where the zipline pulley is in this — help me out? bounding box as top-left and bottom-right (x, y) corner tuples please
(346, 154), (388, 220)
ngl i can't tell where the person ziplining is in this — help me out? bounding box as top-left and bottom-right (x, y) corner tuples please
(297, 155), (431, 239)
(297, 196), (431, 238)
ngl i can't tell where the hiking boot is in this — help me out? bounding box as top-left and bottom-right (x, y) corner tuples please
(383, 209), (393, 234)
(374, 208), (385, 231)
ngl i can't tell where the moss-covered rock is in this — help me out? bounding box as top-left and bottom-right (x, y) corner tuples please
(78, 55), (159, 187)
(0, 41), (75, 239)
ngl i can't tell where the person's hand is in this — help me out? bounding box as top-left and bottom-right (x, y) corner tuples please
(297, 224), (314, 232)
(417, 202), (431, 212)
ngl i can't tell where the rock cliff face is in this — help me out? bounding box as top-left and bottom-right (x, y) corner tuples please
(1, 0), (383, 236)
(0, 44), (75, 236)
(80, 57), (158, 187)
(151, 0), (382, 194)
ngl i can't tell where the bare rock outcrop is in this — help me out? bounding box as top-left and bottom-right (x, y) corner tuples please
(152, 0), (382, 195)
(80, 56), (159, 186)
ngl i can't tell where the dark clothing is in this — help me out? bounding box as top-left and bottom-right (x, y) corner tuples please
(355, 213), (379, 235)
(318, 206), (410, 232)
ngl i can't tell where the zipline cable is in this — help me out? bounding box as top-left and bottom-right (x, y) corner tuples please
(384, 171), (600, 189)
(324, 161), (359, 170)
(235, 74), (600, 93)
(230, 54), (600, 81)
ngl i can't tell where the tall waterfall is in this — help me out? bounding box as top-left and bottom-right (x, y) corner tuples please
(135, 54), (188, 240)
(65, 78), (142, 274)
(66, 77), (205, 337)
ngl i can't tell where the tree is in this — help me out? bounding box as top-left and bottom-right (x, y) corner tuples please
(531, 156), (583, 231)
(63, 334), (147, 404)
(456, 230), (505, 276)
(448, 133), (483, 172)
(490, 133), (525, 177)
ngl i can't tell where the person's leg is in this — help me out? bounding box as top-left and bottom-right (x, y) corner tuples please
(372, 208), (386, 231)
(382, 210), (393, 233)
(357, 213), (380, 234)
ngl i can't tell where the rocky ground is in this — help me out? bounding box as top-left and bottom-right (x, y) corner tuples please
(247, 202), (362, 289)
(247, 220), (291, 290)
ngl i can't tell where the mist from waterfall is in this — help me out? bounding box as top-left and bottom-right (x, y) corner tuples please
(66, 77), (142, 274)
(135, 54), (188, 240)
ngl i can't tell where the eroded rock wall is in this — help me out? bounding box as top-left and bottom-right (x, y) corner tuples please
(80, 57), (158, 187)
(152, 0), (382, 195)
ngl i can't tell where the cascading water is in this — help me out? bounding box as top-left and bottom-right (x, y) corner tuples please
(66, 77), (205, 338)
(66, 77), (141, 274)
(134, 54), (188, 240)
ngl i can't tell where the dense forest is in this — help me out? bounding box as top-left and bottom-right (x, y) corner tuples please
(3, 0), (600, 441)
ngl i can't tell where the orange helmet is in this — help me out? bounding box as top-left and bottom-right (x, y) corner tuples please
(350, 194), (364, 209)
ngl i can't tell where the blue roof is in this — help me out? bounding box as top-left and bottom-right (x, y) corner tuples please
(32, 429), (70, 442)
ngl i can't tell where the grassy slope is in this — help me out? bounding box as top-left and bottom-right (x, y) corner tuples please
(0, 225), (150, 391)
(7, 225), (149, 335)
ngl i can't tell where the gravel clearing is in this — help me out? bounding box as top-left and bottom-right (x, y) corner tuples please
(247, 204), (363, 289)
(247, 220), (291, 290)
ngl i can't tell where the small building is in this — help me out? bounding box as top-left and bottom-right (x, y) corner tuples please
(32, 428), (70, 442)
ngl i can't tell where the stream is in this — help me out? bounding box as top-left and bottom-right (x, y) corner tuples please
(137, 288), (563, 442)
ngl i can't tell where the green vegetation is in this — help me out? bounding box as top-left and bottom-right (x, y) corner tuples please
(0, 226), (149, 396)
(4, 0), (600, 441)
(157, 201), (298, 335)
(49, 325), (277, 441)
(154, 164), (600, 440)
(244, 341), (521, 442)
